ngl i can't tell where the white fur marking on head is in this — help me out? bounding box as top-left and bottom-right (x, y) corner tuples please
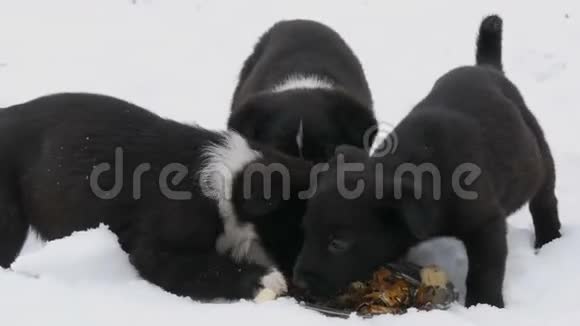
(271, 74), (334, 93)
(199, 132), (273, 267)
(254, 269), (288, 303)
(296, 119), (304, 158)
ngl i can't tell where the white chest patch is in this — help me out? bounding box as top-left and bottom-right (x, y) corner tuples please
(271, 74), (334, 93)
(199, 132), (273, 267)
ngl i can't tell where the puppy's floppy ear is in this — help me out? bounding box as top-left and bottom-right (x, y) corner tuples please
(231, 152), (312, 219)
(394, 179), (440, 240)
(399, 200), (438, 240)
(231, 165), (283, 219)
(328, 93), (377, 148)
(228, 96), (274, 140)
(240, 191), (283, 218)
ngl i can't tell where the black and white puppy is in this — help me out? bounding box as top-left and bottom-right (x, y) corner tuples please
(0, 93), (312, 301)
(293, 16), (562, 308)
(229, 19), (377, 162)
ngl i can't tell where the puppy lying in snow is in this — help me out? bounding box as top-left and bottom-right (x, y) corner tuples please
(0, 93), (312, 301)
(229, 19), (377, 162)
(293, 15), (562, 307)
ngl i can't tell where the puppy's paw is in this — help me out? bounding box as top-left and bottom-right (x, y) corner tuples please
(534, 229), (561, 249)
(253, 269), (287, 303)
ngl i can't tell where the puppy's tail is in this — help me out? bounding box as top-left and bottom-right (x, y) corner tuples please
(476, 15), (503, 71)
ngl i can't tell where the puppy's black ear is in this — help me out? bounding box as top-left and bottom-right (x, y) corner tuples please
(231, 170), (283, 219)
(328, 93), (377, 149)
(228, 96), (273, 140)
(399, 200), (438, 240)
(231, 153), (309, 219)
(240, 194), (282, 218)
(393, 179), (440, 240)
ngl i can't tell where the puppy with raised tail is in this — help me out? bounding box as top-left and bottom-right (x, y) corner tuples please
(293, 15), (561, 308)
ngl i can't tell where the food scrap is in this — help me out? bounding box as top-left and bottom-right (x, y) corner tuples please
(299, 263), (458, 317)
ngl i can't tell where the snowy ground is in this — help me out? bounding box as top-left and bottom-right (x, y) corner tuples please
(1, 0), (580, 325)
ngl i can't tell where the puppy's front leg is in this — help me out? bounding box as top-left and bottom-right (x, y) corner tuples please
(129, 241), (287, 302)
(462, 217), (507, 308)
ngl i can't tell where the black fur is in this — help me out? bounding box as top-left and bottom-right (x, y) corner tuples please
(476, 15), (503, 71)
(293, 15), (561, 308)
(230, 146), (312, 276)
(0, 93), (312, 300)
(229, 20), (377, 162)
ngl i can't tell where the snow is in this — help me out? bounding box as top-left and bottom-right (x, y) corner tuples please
(1, 0), (580, 324)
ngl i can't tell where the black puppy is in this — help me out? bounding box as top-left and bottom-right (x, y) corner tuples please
(293, 15), (561, 307)
(229, 20), (377, 162)
(0, 93), (312, 301)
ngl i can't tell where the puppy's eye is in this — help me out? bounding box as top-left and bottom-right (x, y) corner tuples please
(328, 238), (351, 254)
